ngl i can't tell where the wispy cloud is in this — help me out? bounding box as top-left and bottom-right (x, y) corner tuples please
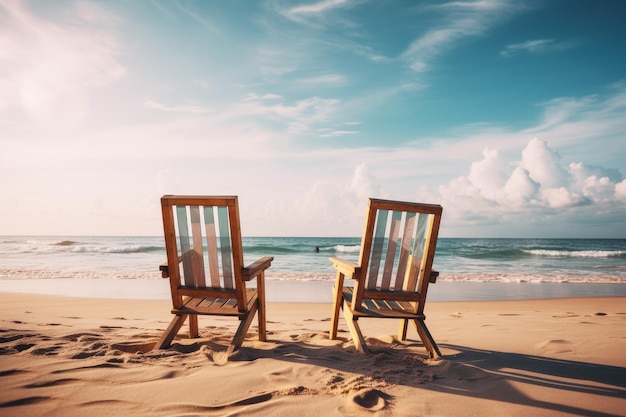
(282, 0), (352, 20)
(500, 38), (578, 57)
(144, 99), (213, 114)
(402, 0), (519, 72)
(319, 129), (359, 137)
(296, 74), (347, 86)
(243, 93), (283, 101)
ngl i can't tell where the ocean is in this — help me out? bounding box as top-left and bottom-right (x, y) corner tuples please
(1, 236), (625, 301)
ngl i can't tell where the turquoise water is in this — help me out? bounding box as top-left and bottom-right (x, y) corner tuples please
(1, 236), (625, 300)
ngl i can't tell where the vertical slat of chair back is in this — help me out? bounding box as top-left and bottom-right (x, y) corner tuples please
(402, 212), (430, 293)
(416, 207), (442, 314)
(176, 205), (207, 288)
(366, 209), (388, 288)
(203, 206), (221, 286)
(217, 206), (234, 289)
(394, 211), (416, 290)
(380, 210), (402, 290)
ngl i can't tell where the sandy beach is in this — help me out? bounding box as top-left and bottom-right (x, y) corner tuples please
(1, 292), (625, 416)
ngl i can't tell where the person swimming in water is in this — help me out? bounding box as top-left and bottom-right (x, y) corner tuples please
(314, 246), (320, 253)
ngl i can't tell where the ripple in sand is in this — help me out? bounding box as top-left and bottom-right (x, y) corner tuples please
(0, 369), (32, 377)
(0, 396), (51, 408)
(23, 378), (80, 388)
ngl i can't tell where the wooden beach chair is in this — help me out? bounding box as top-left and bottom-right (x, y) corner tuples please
(155, 195), (273, 352)
(329, 198), (443, 358)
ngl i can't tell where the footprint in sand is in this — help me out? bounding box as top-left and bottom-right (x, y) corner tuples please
(110, 341), (155, 354)
(347, 388), (392, 412)
(454, 364), (492, 381)
(211, 351), (229, 365)
(552, 312), (579, 318)
(537, 339), (573, 354)
(198, 345), (230, 365)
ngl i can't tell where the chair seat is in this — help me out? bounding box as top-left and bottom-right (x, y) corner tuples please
(343, 287), (424, 319)
(173, 289), (258, 317)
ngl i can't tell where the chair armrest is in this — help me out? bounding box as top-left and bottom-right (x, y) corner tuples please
(159, 262), (170, 278)
(242, 256), (274, 281)
(430, 270), (439, 283)
(329, 257), (360, 279)
(160, 254), (185, 278)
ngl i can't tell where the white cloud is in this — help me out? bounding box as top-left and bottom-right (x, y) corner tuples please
(239, 95), (341, 134)
(502, 167), (539, 207)
(468, 147), (509, 200)
(0, 0), (125, 130)
(500, 38), (577, 58)
(283, 0), (351, 20)
(296, 74), (347, 86)
(428, 137), (624, 235)
(402, 0), (518, 72)
(144, 99), (213, 114)
(319, 129), (359, 137)
(243, 93), (283, 101)
(243, 163), (381, 236)
(540, 187), (587, 209)
(615, 180), (626, 201)
(581, 176), (614, 202)
(520, 138), (568, 188)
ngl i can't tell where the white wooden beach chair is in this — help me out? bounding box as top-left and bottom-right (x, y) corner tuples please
(155, 195), (273, 352)
(329, 198), (443, 358)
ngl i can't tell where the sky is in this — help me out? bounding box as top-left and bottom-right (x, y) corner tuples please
(1, 0), (626, 238)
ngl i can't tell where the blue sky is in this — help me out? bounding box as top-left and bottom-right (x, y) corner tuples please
(1, 0), (625, 238)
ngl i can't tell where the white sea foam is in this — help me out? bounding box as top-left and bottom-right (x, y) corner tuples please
(334, 245), (360, 253)
(439, 273), (626, 284)
(523, 249), (626, 258)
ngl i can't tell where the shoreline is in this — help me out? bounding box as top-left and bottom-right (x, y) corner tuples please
(1, 277), (626, 302)
(1, 292), (625, 416)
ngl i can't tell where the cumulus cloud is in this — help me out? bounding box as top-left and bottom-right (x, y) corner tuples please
(431, 137), (624, 232)
(468, 147), (509, 200)
(520, 138), (568, 187)
(245, 163), (381, 236)
(615, 180), (626, 201)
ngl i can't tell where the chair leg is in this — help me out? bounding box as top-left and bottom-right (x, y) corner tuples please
(398, 319), (409, 341)
(342, 302), (369, 353)
(257, 277), (267, 342)
(228, 304), (259, 354)
(154, 314), (188, 350)
(189, 315), (199, 338)
(330, 273), (345, 340)
(412, 319), (442, 358)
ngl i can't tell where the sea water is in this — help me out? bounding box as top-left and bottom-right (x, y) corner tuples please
(1, 236), (625, 301)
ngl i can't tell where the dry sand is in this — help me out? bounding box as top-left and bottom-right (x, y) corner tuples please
(1, 292), (625, 416)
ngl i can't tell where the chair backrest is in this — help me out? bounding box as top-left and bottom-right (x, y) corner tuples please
(356, 199), (442, 309)
(161, 195), (245, 308)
